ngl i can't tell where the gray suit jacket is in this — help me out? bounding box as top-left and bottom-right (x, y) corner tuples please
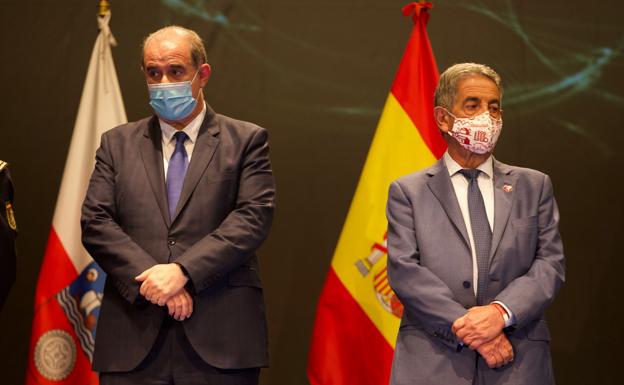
(386, 158), (564, 385)
(81, 107), (275, 372)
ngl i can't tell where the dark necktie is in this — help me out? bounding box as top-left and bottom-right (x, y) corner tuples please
(459, 169), (492, 305)
(166, 131), (189, 219)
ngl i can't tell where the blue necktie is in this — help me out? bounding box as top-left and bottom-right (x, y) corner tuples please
(459, 169), (492, 305)
(166, 131), (189, 219)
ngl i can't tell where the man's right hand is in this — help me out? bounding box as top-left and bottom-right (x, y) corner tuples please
(135, 263), (189, 306)
(452, 305), (505, 349)
(165, 288), (193, 321)
(476, 333), (514, 369)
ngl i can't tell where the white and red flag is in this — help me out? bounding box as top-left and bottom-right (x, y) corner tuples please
(25, 11), (126, 385)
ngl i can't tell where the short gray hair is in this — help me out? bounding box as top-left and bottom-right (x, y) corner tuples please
(434, 63), (502, 109)
(141, 25), (207, 69)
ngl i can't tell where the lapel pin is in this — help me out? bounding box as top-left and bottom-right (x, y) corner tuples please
(503, 184), (513, 193)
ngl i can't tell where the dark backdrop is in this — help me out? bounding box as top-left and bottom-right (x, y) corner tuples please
(1, 1), (622, 384)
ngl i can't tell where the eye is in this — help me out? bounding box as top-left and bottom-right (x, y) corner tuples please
(146, 69), (161, 80)
(489, 105), (501, 117)
(463, 102), (478, 115)
(167, 66), (187, 80)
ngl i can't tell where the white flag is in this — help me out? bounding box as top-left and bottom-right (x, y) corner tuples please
(54, 11), (127, 273)
(26, 12), (127, 384)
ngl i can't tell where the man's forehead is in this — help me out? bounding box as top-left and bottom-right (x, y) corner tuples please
(143, 34), (192, 65)
(456, 75), (500, 101)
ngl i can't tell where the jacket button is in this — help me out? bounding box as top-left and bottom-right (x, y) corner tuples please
(168, 239), (176, 246)
(463, 281), (471, 289)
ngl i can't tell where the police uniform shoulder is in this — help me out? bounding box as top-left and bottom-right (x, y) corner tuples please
(0, 160), (8, 172)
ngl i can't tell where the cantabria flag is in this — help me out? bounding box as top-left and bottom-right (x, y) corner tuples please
(307, 3), (446, 384)
(25, 10), (126, 385)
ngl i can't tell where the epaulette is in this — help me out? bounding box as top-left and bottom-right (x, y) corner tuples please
(0, 160), (7, 172)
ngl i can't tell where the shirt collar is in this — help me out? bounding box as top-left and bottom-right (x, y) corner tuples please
(443, 151), (493, 179)
(159, 102), (206, 144)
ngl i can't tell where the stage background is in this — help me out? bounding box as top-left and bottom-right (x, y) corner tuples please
(1, 1), (622, 384)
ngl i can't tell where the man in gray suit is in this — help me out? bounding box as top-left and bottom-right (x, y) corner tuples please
(82, 26), (274, 384)
(386, 63), (564, 385)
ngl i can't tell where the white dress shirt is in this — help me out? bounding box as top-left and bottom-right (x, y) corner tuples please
(160, 102), (207, 178)
(443, 151), (515, 327)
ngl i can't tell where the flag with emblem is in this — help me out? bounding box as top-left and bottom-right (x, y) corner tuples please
(25, 8), (126, 385)
(307, 3), (446, 384)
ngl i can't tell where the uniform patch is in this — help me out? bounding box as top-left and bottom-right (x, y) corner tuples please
(5, 202), (16, 231)
(34, 329), (76, 381)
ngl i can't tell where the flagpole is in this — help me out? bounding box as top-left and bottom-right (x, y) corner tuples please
(99, 0), (110, 16)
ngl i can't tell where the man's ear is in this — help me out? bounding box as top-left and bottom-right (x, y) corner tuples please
(198, 63), (211, 87)
(434, 107), (452, 134)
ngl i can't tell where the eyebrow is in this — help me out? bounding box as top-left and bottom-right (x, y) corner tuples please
(144, 63), (187, 71)
(462, 96), (500, 105)
(462, 96), (480, 104)
(168, 64), (186, 70)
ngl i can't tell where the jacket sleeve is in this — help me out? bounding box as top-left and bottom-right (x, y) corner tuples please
(175, 126), (275, 292)
(81, 132), (159, 303)
(494, 174), (565, 328)
(386, 180), (467, 350)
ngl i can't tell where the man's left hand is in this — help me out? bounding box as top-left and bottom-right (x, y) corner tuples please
(166, 288), (194, 321)
(135, 263), (189, 306)
(452, 305), (505, 349)
(476, 332), (514, 368)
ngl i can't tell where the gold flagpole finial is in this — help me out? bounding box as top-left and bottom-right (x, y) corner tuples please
(99, 0), (110, 16)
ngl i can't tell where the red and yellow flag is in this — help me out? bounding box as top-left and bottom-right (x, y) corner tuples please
(307, 3), (446, 384)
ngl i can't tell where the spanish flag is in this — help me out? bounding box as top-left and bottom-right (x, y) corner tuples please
(307, 3), (446, 384)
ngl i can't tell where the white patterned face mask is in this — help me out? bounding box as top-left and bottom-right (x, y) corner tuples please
(443, 109), (503, 154)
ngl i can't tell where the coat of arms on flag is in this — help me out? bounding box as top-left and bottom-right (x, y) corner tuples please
(55, 262), (106, 362)
(32, 262), (105, 381)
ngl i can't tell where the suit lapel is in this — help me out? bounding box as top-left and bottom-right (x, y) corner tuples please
(139, 117), (171, 228)
(426, 159), (471, 251)
(490, 159), (514, 259)
(171, 108), (220, 222)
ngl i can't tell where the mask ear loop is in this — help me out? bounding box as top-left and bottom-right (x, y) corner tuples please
(434, 106), (457, 134)
(434, 106), (458, 119)
(190, 69), (204, 101)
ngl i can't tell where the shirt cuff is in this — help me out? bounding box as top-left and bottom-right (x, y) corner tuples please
(492, 301), (516, 328)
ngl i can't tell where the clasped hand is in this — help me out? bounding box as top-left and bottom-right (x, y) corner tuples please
(475, 333), (514, 369)
(452, 305), (513, 368)
(135, 263), (193, 321)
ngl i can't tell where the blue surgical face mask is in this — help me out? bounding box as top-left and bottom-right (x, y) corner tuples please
(148, 71), (199, 121)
